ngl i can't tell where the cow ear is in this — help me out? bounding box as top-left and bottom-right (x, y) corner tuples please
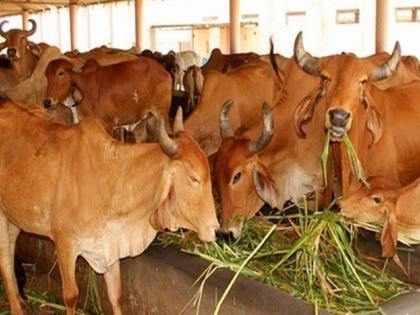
(380, 206), (398, 257)
(72, 86), (84, 104)
(149, 185), (177, 231)
(252, 165), (281, 209)
(366, 104), (383, 146)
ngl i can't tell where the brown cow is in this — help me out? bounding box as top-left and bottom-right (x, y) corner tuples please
(43, 57), (172, 137)
(341, 176), (420, 258)
(201, 48), (260, 75)
(0, 19), (41, 81)
(293, 32), (420, 197)
(184, 59), (283, 156)
(0, 99), (218, 315)
(213, 34), (420, 238)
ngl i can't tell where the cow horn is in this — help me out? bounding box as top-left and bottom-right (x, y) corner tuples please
(26, 19), (37, 36)
(0, 21), (8, 38)
(294, 31), (320, 75)
(220, 100), (234, 139)
(173, 106), (184, 134)
(371, 42), (401, 81)
(249, 103), (274, 154)
(158, 117), (178, 156)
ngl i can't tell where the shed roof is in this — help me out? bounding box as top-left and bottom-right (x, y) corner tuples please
(0, 0), (126, 18)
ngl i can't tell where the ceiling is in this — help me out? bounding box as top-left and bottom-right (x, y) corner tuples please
(0, 0), (128, 18)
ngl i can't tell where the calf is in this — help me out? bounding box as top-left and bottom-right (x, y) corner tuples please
(341, 177), (420, 258)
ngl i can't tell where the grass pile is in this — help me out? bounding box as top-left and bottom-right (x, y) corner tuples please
(158, 201), (412, 314)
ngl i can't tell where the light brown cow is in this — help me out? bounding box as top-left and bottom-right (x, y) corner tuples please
(0, 19), (41, 81)
(0, 98), (218, 315)
(184, 59), (284, 156)
(213, 34), (420, 238)
(44, 57), (172, 137)
(183, 65), (204, 112)
(175, 50), (202, 90)
(341, 176), (420, 258)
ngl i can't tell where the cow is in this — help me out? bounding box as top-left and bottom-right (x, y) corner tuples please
(201, 48), (260, 75)
(43, 56), (172, 139)
(174, 50), (202, 90)
(183, 65), (204, 113)
(0, 19), (42, 81)
(212, 34), (420, 238)
(293, 32), (420, 198)
(0, 98), (219, 315)
(184, 58), (284, 156)
(341, 176), (420, 258)
(0, 55), (18, 91)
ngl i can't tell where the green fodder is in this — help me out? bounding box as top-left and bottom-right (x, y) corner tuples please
(320, 130), (369, 188)
(158, 205), (412, 315)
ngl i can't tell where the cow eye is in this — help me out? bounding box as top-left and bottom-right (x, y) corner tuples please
(321, 74), (330, 82)
(189, 176), (200, 184)
(371, 196), (382, 204)
(58, 70), (65, 76)
(360, 78), (367, 84)
(232, 172), (242, 184)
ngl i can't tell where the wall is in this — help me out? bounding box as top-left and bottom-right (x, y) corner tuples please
(0, 0), (419, 58)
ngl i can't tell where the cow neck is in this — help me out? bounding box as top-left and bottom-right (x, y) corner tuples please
(11, 48), (37, 81)
(69, 71), (97, 117)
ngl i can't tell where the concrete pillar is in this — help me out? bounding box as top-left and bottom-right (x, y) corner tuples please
(229, 0), (240, 53)
(135, 0), (144, 50)
(21, 10), (29, 30)
(69, 3), (78, 51)
(375, 0), (389, 53)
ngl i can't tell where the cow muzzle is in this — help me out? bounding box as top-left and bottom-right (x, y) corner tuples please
(326, 108), (351, 141)
(198, 225), (219, 243)
(6, 48), (18, 59)
(43, 98), (57, 110)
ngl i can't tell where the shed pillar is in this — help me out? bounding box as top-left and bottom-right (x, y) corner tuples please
(69, 3), (78, 51)
(135, 0), (144, 50)
(375, 0), (389, 53)
(229, 0), (240, 53)
(21, 10), (29, 30)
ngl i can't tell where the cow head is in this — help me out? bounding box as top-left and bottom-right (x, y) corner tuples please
(341, 177), (400, 257)
(150, 108), (219, 242)
(293, 32), (400, 144)
(0, 19), (38, 60)
(44, 58), (87, 110)
(214, 101), (280, 239)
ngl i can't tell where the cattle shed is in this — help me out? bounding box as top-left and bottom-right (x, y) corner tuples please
(1, 0), (420, 315)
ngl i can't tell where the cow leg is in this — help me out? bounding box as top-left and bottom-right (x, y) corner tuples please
(104, 261), (123, 315)
(56, 245), (78, 315)
(0, 214), (24, 315)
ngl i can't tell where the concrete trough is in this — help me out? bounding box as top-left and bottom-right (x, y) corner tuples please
(12, 232), (420, 314)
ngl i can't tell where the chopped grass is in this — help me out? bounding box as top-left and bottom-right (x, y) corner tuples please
(158, 203), (412, 314)
(320, 130), (369, 189)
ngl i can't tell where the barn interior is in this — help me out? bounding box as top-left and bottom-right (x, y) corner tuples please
(0, 0), (420, 314)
